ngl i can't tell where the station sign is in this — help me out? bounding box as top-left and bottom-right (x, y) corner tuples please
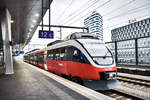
(19, 51), (24, 54)
(39, 30), (54, 39)
(16, 41), (21, 44)
(14, 51), (24, 56)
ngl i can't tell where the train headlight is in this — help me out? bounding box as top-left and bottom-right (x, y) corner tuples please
(109, 58), (114, 62)
(93, 58), (96, 61)
(105, 72), (117, 80)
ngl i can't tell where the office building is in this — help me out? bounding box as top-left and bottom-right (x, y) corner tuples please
(109, 17), (150, 65)
(111, 18), (150, 41)
(84, 12), (103, 40)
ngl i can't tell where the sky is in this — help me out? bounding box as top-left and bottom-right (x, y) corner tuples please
(24, 0), (150, 52)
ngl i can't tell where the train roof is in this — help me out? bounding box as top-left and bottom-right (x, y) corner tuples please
(47, 40), (63, 47)
(25, 32), (103, 55)
(25, 49), (40, 54)
(64, 32), (99, 40)
(25, 38), (104, 55)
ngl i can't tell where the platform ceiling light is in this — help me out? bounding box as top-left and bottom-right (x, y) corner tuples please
(29, 29), (32, 32)
(27, 32), (31, 35)
(32, 20), (37, 23)
(35, 13), (40, 17)
(31, 25), (34, 28)
(10, 20), (14, 23)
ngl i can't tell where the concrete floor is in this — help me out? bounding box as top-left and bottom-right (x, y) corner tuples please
(0, 59), (88, 100)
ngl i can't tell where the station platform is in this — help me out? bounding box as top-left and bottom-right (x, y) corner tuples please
(117, 65), (150, 76)
(0, 58), (113, 100)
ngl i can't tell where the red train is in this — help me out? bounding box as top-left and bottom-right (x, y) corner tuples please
(24, 33), (117, 90)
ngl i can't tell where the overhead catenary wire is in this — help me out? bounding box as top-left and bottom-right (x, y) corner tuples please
(60, 0), (136, 26)
(66, 0), (113, 25)
(62, 0), (101, 25)
(60, 0), (93, 22)
(61, 0), (99, 25)
(103, 0), (137, 16)
(103, 13), (150, 30)
(66, 0), (150, 26)
(105, 2), (150, 21)
(56, 0), (75, 24)
(54, 0), (135, 26)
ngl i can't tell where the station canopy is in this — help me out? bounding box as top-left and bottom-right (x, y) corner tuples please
(0, 0), (53, 45)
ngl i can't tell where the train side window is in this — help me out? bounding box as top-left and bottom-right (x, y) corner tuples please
(50, 50), (54, 60)
(72, 48), (83, 63)
(34, 55), (37, 62)
(47, 50), (53, 60)
(53, 49), (56, 60)
(56, 53), (59, 60)
(47, 50), (49, 59)
(60, 48), (65, 61)
(37, 54), (44, 63)
(65, 46), (73, 61)
(73, 49), (80, 60)
(54, 49), (59, 60)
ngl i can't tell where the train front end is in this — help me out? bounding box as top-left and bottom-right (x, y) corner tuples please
(77, 39), (117, 90)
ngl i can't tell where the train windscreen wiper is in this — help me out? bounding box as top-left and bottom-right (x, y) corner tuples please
(102, 51), (109, 59)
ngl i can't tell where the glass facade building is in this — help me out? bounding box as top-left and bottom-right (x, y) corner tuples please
(84, 12), (103, 41)
(107, 17), (150, 66)
(111, 18), (150, 41)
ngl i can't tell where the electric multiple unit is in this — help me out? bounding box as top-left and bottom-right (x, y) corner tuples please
(24, 33), (117, 90)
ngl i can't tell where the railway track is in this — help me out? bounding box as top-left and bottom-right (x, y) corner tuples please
(98, 89), (144, 100)
(97, 74), (150, 100)
(118, 75), (150, 87)
(117, 75), (150, 94)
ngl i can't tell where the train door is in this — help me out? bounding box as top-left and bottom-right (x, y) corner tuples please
(46, 50), (53, 71)
(53, 49), (58, 73)
(37, 53), (45, 69)
(58, 47), (67, 75)
(66, 46), (86, 78)
(44, 51), (48, 70)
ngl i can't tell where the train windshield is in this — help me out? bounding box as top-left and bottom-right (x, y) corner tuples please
(78, 39), (114, 65)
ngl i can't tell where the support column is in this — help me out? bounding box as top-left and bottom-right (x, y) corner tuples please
(135, 39), (138, 65)
(60, 27), (62, 40)
(41, 0), (43, 31)
(49, 0), (51, 31)
(1, 9), (14, 74)
(115, 41), (118, 65)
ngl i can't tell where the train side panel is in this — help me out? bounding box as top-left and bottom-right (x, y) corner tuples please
(46, 60), (68, 75)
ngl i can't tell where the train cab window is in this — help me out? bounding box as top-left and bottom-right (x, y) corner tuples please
(72, 48), (89, 64)
(79, 53), (88, 63)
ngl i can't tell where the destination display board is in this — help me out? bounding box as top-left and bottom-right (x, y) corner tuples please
(39, 30), (54, 39)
